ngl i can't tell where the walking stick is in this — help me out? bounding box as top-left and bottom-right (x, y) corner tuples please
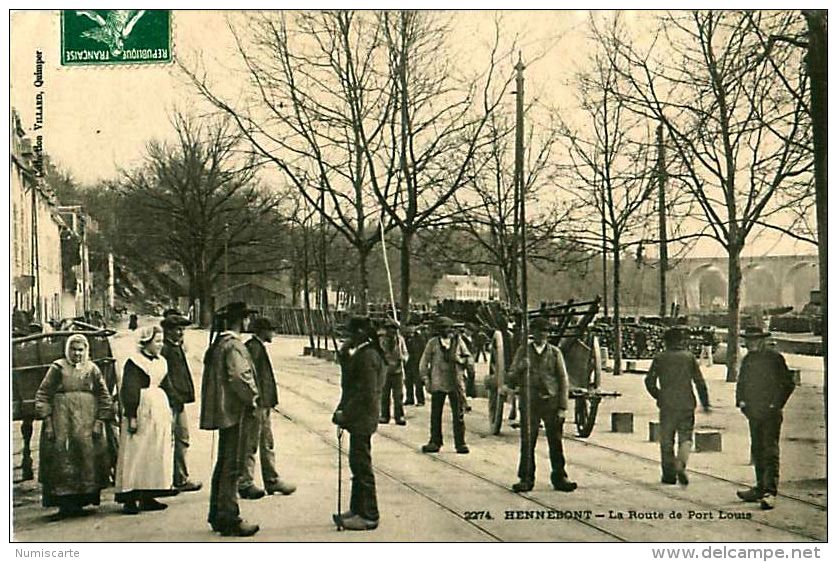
(333, 427), (345, 531)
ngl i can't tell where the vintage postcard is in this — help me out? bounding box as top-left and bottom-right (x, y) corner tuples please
(8, 5), (827, 552)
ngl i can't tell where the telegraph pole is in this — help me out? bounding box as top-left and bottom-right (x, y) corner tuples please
(514, 53), (533, 484)
(657, 124), (668, 318)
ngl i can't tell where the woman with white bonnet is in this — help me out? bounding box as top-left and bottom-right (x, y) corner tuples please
(115, 325), (178, 514)
(35, 333), (112, 519)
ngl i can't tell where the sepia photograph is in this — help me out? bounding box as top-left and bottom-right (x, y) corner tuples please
(6, 3), (828, 551)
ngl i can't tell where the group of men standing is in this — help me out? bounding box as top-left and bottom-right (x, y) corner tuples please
(152, 303), (797, 537)
(161, 302), (296, 538)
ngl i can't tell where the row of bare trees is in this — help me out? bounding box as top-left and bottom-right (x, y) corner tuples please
(112, 9), (819, 380)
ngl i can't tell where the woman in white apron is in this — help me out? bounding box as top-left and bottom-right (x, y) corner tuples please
(115, 326), (178, 514)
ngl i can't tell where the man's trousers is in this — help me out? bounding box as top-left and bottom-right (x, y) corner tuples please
(208, 423), (244, 530)
(747, 411), (783, 495)
(238, 407), (280, 490)
(349, 432), (379, 521)
(380, 371), (405, 421)
(516, 395), (568, 486)
(429, 391), (466, 448)
(659, 408), (694, 480)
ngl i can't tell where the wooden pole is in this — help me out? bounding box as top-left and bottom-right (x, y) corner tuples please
(514, 53), (532, 484)
(657, 124), (668, 318)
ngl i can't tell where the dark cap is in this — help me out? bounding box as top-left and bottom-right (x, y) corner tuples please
(530, 317), (550, 332)
(161, 314), (191, 328)
(216, 301), (256, 320)
(162, 308), (184, 318)
(250, 316), (275, 333)
(343, 315), (375, 337)
(434, 316), (457, 330)
(742, 326), (771, 339)
(663, 326), (690, 345)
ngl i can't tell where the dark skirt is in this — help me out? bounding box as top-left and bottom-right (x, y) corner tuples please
(38, 393), (110, 508)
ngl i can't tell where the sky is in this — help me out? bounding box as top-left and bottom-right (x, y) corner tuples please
(9, 9), (817, 260)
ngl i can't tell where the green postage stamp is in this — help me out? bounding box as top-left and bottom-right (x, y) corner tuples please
(61, 10), (171, 66)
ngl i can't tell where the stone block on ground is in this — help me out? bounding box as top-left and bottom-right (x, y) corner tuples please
(695, 430), (722, 452)
(611, 412), (634, 433)
(648, 420), (660, 442)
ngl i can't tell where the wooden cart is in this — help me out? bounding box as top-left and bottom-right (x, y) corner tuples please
(480, 297), (620, 437)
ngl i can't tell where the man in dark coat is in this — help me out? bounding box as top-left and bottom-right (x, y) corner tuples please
(238, 316), (296, 499)
(644, 326), (710, 486)
(736, 327), (796, 510)
(200, 302), (260, 537)
(403, 324), (427, 406)
(160, 312), (202, 492)
(508, 317), (576, 493)
(332, 316), (386, 531)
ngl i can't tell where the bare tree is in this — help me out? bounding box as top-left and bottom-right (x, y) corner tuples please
(183, 11), (399, 308)
(376, 11), (516, 316)
(606, 11), (813, 381)
(121, 111), (283, 325)
(557, 14), (658, 376)
(435, 105), (576, 306)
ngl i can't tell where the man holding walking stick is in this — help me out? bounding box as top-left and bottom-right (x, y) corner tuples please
(332, 316), (387, 531)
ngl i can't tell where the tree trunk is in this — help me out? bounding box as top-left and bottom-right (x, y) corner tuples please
(197, 274), (213, 328)
(612, 242), (623, 377)
(726, 246), (743, 382)
(399, 229), (412, 322)
(357, 247), (370, 311)
(804, 11), (827, 407)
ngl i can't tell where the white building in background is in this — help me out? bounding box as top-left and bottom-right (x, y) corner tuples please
(431, 274), (500, 302)
(10, 110), (65, 323)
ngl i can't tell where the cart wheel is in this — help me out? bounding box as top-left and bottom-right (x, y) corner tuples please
(574, 395), (600, 438)
(488, 330), (505, 435)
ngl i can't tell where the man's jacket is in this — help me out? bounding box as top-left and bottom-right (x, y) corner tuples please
(508, 342), (569, 409)
(736, 348), (795, 418)
(199, 332), (259, 430)
(419, 336), (472, 394)
(644, 349), (709, 411)
(245, 336), (279, 408)
(336, 340), (386, 435)
(160, 340), (196, 410)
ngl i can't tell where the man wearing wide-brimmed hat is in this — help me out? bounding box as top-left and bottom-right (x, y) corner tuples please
(332, 315), (387, 531)
(160, 310), (202, 493)
(238, 316), (296, 499)
(735, 326), (795, 510)
(200, 301), (260, 536)
(644, 325), (710, 487)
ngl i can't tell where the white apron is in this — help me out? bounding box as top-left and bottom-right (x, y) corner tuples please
(115, 353), (174, 492)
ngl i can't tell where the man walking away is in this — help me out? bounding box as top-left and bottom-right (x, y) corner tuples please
(239, 317), (297, 499)
(379, 318), (408, 425)
(160, 311), (202, 493)
(200, 302), (260, 537)
(508, 317), (577, 493)
(332, 316), (387, 531)
(644, 326), (710, 487)
(736, 327), (795, 510)
(420, 316), (472, 454)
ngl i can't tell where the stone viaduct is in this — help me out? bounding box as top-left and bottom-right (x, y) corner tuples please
(666, 254), (819, 313)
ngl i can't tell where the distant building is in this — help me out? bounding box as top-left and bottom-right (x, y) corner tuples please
(215, 277), (289, 314)
(11, 110), (65, 322)
(57, 205), (95, 318)
(431, 274), (500, 302)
